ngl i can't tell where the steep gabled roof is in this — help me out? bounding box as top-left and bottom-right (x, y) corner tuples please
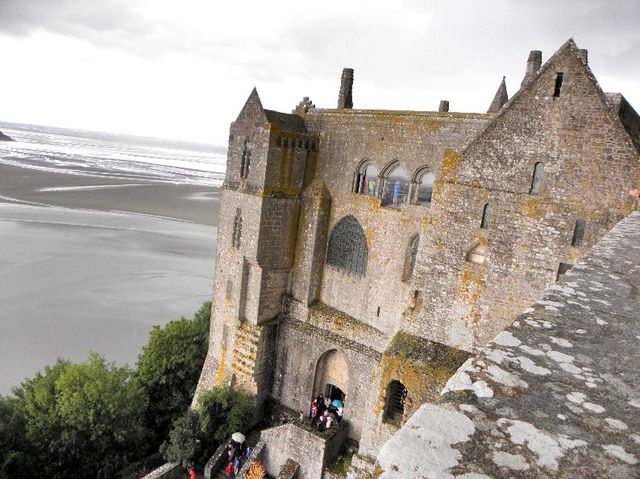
(460, 38), (640, 160)
(264, 109), (307, 133)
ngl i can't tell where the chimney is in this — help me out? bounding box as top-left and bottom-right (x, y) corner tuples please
(521, 50), (542, 87)
(337, 68), (354, 109)
(578, 49), (588, 64)
(438, 100), (450, 112)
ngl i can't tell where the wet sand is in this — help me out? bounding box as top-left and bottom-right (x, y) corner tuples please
(0, 162), (220, 225)
(0, 161), (219, 393)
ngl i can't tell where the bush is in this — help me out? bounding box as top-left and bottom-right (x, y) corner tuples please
(160, 409), (203, 470)
(198, 385), (253, 444)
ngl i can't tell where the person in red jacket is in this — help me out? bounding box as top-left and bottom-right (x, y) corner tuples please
(189, 467), (197, 479)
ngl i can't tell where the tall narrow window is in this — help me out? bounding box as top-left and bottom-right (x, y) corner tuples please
(240, 140), (251, 179)
(553, 72), (564, 97)
(529, 162), (544, 195)
(571, 220), (586, 247)
(403, 235), (420, 281)
(232, 208), (242, 248)
(383, 380), (408, 426)
(480, 203), (492, 229)
(326, 215), (368, 275)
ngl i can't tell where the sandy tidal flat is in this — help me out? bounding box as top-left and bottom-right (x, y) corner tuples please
(0, 125), (221, 393)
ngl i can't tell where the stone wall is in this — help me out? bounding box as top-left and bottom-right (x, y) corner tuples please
(261, 422), (348, 479)
(376, 212), (640, 478)
(410, 40), (639, 350)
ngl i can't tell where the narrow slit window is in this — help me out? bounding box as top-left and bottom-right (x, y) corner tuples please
(240, 140), (251, 179)
(529, 162), (544, 195)
(232, 208), (242, 248)
(480, 203), (492, 229)
(553, 72), (564, 97)
(571, 220), (586, 247)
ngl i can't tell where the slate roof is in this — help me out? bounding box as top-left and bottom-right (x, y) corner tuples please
(264, 109), (307, 133)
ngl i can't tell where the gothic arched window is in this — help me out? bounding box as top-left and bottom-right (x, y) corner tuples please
(240, 141), (251, 179)
(326, 215), (368, 275)
(383, 380), (408, 425)
(232, 208), (242, 248)
(403, 235), (420, 281)
(353, 161), (378, 197)
(529, 162), (543, 195)
(480, 203), (492, 229)
(410, 168), (435, 206)
(380, 160), (410, 208)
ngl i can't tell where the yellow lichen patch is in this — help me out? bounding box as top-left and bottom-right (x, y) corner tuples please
(439, 149), (460, 180)
(523, 196), (545, 219)
(475, 235), (489, 247)
(459, 263), (486, 328)
(215, 348), (227, 385)
(374, 333), (469, 419)
(568, 248), (582, 262)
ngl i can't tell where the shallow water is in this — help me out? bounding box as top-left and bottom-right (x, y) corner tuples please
(0, 203), (216, 393)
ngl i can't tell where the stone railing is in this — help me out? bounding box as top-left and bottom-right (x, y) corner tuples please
(204, 440), (231, 479)
(141, 462), (182, 479)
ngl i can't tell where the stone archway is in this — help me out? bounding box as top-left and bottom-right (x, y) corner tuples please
(313, 349), (349, 402)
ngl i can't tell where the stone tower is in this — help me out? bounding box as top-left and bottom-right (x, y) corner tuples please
(195, 88), (318, 418)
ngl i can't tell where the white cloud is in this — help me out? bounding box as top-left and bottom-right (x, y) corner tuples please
(0, 0), (638, 144)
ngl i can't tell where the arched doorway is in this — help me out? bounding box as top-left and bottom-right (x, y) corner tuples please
(313, 349), (349, 403)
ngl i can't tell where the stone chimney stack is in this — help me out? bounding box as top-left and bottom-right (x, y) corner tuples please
(337, 68), (354, 109)
(521, 50), (542, 87)
(438, 100), (450, 112)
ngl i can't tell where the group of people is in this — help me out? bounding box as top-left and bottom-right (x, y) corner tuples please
(308, 394), (344, 432)
(224, 440), (252, 477)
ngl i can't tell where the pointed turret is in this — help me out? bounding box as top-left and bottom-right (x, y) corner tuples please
(235, 87), (269, 124)
(487, 76), (508, 113)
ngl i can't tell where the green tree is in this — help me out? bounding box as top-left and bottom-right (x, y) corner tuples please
(0, 395), (32, 478)
(135, 301), (211, 444)
(17, 354), (150, 478)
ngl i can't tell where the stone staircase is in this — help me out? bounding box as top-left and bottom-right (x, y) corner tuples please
(232, 321), (261, 378)
(212, 431), (261, 479)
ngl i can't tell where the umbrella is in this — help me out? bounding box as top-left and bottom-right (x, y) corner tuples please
(231, 432), (246, 443)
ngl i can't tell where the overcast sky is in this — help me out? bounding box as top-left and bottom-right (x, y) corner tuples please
(0, 0), (638, 146)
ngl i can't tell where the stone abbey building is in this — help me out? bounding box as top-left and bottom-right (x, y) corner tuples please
(195, 39), (640, 475)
